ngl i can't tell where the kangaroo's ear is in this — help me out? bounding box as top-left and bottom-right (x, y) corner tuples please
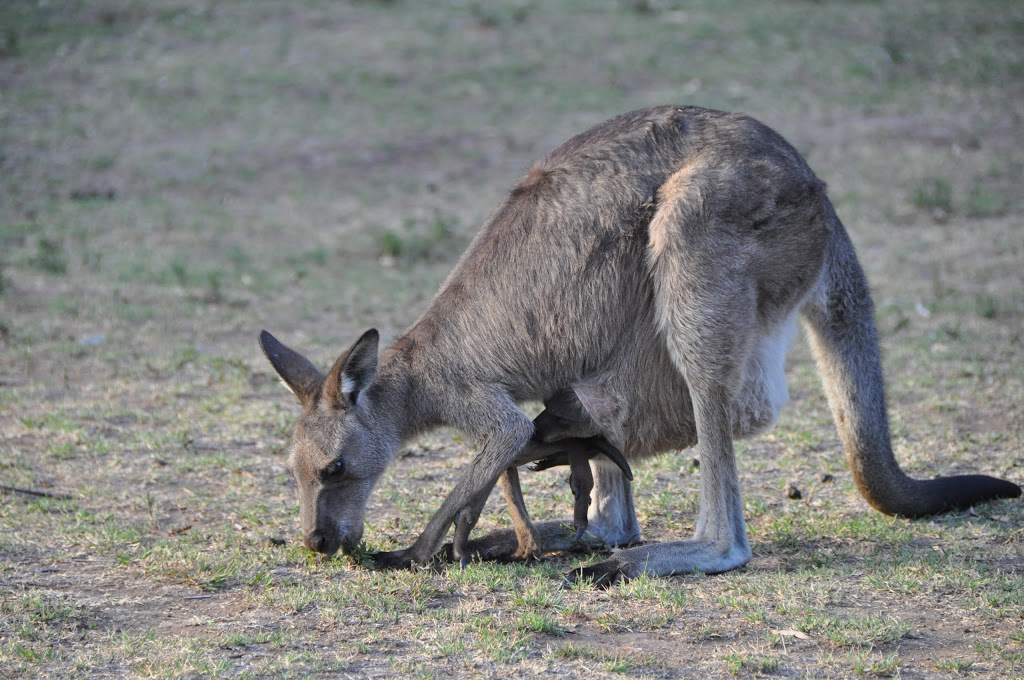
(259, 330), (324, 409)
(323, 329), (379, 410)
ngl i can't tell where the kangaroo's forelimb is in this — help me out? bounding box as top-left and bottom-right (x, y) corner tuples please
(372, 407), (535, 569)
(451, 466), (542, 567)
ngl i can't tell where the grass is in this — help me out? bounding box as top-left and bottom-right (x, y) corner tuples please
(1, 0), (1022, 677)
(848, 650), (901, 677)
(722, 651), (781, 676)
(552, 643), (663, 674)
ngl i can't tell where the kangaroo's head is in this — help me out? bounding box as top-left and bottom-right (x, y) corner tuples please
(259, 329), (397, 556)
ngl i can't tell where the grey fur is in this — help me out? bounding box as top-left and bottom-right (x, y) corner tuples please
(261, 106), (1020, 583)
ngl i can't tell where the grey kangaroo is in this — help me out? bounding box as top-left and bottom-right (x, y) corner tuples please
(260, 106), (1020, 585)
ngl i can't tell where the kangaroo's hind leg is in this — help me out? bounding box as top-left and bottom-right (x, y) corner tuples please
(572, 167), (765, 586)
(572, 315), (756, 584)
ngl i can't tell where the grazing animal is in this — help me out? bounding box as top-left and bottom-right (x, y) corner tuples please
(260, 106), (1020, 585)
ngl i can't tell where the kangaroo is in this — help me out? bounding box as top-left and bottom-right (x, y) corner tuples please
(260, 106), (1020, 584)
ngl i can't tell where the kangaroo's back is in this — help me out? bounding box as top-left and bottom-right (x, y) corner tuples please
(395, 107), (824, 399)
(392, 107), (699, 400)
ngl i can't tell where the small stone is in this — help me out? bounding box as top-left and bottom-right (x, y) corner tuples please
(786, 483), (802, 500)
(821, 473), (834, 483)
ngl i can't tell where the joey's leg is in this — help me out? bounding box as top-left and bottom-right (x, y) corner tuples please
(528, 436), (634, 542)
(520, 436), (636, 548)
(525, 439), (599, 541)
(499, 467), (543, 560)
(567, 447), (594, 541)
(372, 409), (535, 569)
(452, 467), (542, 567)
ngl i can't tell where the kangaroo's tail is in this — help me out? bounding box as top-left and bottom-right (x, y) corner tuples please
(800, 204), (1020, 517)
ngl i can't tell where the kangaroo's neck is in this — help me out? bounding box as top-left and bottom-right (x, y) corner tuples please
(370, 343), (446, 443)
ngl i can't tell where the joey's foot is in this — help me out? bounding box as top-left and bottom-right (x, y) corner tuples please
(369, 549), (416, 571)
(497, 547), (544, 564)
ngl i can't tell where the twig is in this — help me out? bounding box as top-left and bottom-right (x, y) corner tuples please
(0, 485), (72, 500)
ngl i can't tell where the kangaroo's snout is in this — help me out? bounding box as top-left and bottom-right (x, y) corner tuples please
(304, 530), (332, 555)
(304, 525), (363, 556)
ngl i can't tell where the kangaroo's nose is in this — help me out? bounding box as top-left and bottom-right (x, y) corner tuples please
(304, 531), (325, 553)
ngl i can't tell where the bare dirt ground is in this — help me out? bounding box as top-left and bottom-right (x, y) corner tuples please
(1, 1), (1022, 677)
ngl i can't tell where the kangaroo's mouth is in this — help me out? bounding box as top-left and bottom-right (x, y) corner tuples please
(305, 517), (366, 557)
(339, 535), (362, 556)
(337, 522), (364, 556)
(304, 530), (340, 555)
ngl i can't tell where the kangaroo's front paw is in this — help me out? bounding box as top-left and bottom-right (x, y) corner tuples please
(565, 555), (637, 588)
(370, 549), (416, 571)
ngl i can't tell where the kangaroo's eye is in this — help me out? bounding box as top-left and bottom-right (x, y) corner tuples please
(321, 459), (345, 481)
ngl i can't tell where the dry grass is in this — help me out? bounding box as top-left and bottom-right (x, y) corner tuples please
(1, 1), (1022, 677)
